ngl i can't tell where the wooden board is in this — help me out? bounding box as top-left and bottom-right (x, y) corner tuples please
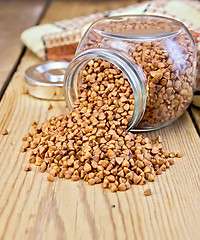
(0, 0), (46, 94)
(40, 0), (141, 23)
(0, 1), (200, 240)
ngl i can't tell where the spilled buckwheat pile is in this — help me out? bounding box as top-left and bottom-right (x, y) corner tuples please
(22, 59), (181, 192)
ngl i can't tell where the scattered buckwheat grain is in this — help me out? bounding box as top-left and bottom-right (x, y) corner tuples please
(21, 59), (180, 192)
(48, 104), (53, 110)
(24, 164), (32, 172)
(144, 188), (152, 196)
(1, 129), (8, 135)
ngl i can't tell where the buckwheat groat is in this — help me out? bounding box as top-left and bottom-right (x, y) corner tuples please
(22, 59), (178, 192)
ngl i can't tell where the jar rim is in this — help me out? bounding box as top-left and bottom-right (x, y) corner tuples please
(64, 48), (147, 130)
(86, 14), (195, 43)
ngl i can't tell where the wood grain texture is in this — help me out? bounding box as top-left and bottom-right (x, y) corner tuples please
(0, 1), (200, 240)
(40, 0), (140, 24)
(0, 0), (46, 94)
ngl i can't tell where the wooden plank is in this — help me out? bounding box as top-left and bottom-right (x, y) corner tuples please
(0, 1), (200, 240)
(40, 0), (141, 24)
(0, 0), (46, 94)
(191, 106), (200, 133)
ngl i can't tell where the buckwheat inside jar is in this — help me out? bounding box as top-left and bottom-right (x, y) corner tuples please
(65, 15), (196, 131)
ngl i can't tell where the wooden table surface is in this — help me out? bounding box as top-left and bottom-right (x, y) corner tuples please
(0, 1), (200, 240)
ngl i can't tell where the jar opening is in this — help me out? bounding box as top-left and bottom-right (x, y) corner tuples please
(64, 49), (147, 130)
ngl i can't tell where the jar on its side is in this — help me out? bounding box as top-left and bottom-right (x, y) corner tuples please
(64, 15), (196, 131)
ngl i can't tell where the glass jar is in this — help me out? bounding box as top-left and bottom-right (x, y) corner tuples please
(64, 15), (196, 131)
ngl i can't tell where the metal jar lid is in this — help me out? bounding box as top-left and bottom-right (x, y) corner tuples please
(24, 61), (69, 100)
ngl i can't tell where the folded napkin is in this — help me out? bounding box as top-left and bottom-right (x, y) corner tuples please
(21, 12), (104, 61)
(21, 0), (200, 106)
